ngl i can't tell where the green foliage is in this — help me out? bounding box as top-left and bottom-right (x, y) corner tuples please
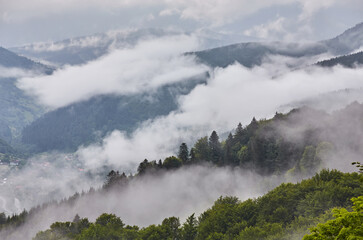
(33, 216), (90, 240)
(197, 196), (244, 240)
(181, 214), (197, 240)
(178, 143), (189, 164)
(196, 170), (362, 240)
(193, 136), (210, 162)
(163, 156), (182, 170)
(104, 170), (128, 189)
(316, 51), (363, 68)
(303, 196), (363, 240)
(27, 170), (363, 240)
(209, 131), (222, 165)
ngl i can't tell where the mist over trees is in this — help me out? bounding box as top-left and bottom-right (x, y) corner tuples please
(3, 169), (359, 240)
(1, 102), (363, 239)
(1, 18), (363, 240)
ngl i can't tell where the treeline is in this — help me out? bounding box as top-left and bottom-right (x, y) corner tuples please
(31, 169), (363, 240)
(316, 51), (363, 68)
(2, 102), (363, 238)
(139, 102), (363, 176)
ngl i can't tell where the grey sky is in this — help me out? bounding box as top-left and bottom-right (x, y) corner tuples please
(0, 0), (362, 47)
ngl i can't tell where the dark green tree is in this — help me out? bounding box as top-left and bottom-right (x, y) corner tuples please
(163, 156), (182, 170)
(178, 143), (189, 164)
(181, 214), (197, 240)
(161, 217), (181, 240)
(209, 131), (222, 164)
(193, 137), (210, 162)
(138, 159), (150, 175)
(223, 133), (235, 165)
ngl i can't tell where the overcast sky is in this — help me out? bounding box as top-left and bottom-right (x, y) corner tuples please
(0, 0), (362, 47)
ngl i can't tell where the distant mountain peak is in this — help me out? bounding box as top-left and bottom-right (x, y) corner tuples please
(322, 21), (363, 55)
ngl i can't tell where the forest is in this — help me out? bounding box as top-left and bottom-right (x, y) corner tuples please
(1, 169), (360, 240)
(0, 103), (363, 239)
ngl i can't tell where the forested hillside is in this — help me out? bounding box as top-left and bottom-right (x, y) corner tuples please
(21, 75), (207, 152)
(316, 51), (363, 68)
(2, 103), (363, 239)
(134, 102), (363, 176)
(0, 47), (52, 143)
(192, 22), (363, 69)
(0, 47), (52, 73)
(1, 169), (360, 240)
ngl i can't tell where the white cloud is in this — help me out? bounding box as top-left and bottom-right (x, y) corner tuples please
(298, 0), (339, 21)
(2, 165), (286, 239)
(77, 63), (363, 171)
(0, 66), (36, 78)
(17, 35), (208, 108)
(244, 16), (288, 40)
(2, 0), (358, 27)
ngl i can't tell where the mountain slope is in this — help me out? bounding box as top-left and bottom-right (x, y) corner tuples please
(10, 29), (178, 66)
(0, 47), (52, 73)
(192, 22), (363, 68)
(22, 75), (207, 152)
(322, 22), (363, 55)
(0, 47), (49, 143)
(192, 41), (327, 68)
(316, 51), (363, 68)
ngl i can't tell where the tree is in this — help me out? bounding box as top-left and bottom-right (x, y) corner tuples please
(104, 170), (128, 189)
(73, 214), (81, 223)
(303, 196), (363, 240)
(181, 214), (197, 240)
(234, 123), (247, 144)
(178, 143), (189, 164)
(161, 217), (181, 240)
(0, 212), (6, 225)
(209, 131), (222, 164)
(223, 133), (236, 165)
(138, 159), (150, 175)
(299, 146), (317, 175)
(95, 213), (124, 229)
(163, 156), (182, 170)
(194, 137), (210, 162)
(246, 117), (258, 138)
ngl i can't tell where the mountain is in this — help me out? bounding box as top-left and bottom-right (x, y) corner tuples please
(0, 47), (52, 73)
(192, 22), (363, 68)
(16, 22), (363, 151)
(21, 74), (207, 152)
(316, 51), (363, 68)
(10, 29), (180, 66)
(3, 99), (363, 238)
(0, 47), (50, 143)
(191, 41), (327, 68)
(322, 22), (363, 55)
(10, 28), (241, 67)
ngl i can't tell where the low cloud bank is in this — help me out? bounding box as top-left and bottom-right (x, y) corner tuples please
(17, 35), (208, 108)
(78, 64), (363, 171)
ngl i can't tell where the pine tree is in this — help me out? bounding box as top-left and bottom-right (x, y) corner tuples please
(178, 143), (189, 164)
(209, 131), (222, 164)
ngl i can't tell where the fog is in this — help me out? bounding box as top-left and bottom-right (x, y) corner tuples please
(17, 35), (208, 108)
(0, 153), (102, 215)
(77, 63), (363, 171)
(3, 33), (363, 239)
(0, 66), (37, 79)
(2, 165), (287, 240)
